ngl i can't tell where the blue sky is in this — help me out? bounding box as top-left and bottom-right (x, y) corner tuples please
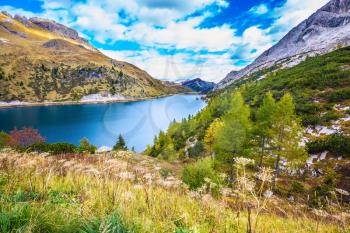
(0, 0), (329, 82)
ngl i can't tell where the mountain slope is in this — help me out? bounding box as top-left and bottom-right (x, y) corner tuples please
(218, 0), (350, 88)
(181, 78), (216, 93)
(0, 12), (181, 102)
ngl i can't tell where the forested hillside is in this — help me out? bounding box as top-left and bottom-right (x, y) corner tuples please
(146, 46), (350, 206)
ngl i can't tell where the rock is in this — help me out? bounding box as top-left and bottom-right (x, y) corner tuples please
(217, 0), (350, 89)
(14, 15), (32, 27)
(97, 146), (112, 153)
(29, 17), (81, 40)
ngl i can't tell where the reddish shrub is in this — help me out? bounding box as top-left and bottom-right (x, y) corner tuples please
(8, 127), (45, 149)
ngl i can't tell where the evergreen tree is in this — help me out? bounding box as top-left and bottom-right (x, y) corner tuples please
(270, 93), (306, 193)
(113, 134), (128, 151)
(214, 91), (251, 183)
(254, 92), (276, 170)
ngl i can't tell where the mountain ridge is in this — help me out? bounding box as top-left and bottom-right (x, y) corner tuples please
(0, 11), (182, 102)
(217, 0), (350, 89)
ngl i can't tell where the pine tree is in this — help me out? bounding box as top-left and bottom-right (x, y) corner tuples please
(270, 93), (306, 193)
(113, 134), (128, 151)
(254, 92), (276, 170)
(214, 91), (251, 183)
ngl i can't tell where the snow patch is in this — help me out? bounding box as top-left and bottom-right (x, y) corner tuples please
(0, 101), (31, 106)
(81, 94), (127, 102)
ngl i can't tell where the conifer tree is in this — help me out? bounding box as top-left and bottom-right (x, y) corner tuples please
(214, 91), (251, 183)
(270, 93), (306, 192)
(113, 134), (128, 151)
(254, 92), (276, 170)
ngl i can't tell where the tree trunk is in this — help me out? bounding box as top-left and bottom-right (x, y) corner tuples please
(231, 158), (235, 184)
(273, 155), (280, 193)
(258, 138), (266, 171)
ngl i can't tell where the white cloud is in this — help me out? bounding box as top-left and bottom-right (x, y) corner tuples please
(102, 49), (238, 83)
(249, 4), (269, 15)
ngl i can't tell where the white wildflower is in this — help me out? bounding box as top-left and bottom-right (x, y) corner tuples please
(235, 157), (255, 167)
(263, 190), (273, 198)
(335, 188), (350, 196)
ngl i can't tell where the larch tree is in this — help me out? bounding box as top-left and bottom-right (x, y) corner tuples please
(204, 118), (223, 159)
(214, 91), (251, 184)
(270, 93), (306, 193)
(254, 92), (276, 170)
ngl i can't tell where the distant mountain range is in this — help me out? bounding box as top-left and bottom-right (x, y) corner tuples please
(217, 0), (350, 89)
(0, 12), (184, 102)
(182, 78), (216, 93)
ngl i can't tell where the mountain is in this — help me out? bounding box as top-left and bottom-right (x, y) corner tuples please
(181, 78), (216, 93)
(0, 12), (182, 102)
(217, 0), (350, 89)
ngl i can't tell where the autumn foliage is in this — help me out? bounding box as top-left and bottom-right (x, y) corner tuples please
(8, 127), (45, 148)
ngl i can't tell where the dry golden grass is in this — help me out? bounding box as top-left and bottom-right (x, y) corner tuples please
(0, 150), (348, 233)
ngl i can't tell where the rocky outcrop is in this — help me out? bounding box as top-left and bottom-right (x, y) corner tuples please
(217, 0), (350, 89)
(29, 17), (81, 41)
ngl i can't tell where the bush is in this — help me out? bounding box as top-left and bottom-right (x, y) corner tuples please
(182, 157), (218, 190)
(323, 88), (350, 102)
(78, 138), (96, 154)
(28, 142), (78, 155)
(0, 131), (9, 149)
(290, 181), (305, 194)
(187, 141), (205, 158)
(306, 133), (350, 158)
(7, 127), (45, 149)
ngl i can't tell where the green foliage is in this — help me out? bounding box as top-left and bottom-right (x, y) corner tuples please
(187, 141), (205, 158)
(309, 176), (336, 208)
(322, 88), (350, 102)
(28, 142), (78, 154)
(182, 157), (218, 190)
(290, 181), (305, 194)
(214, 91), (251, 155)
(307, 134), (350, 158)
(80, 213), (130, 233)
(113, 134), (128, 151)
(0, 131), (9, 149)
(78, 138), (96, 154)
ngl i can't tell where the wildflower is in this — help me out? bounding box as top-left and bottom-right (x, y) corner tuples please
(235, 157), (255, 167)
(237, 176), (255, 192)
(256, 167), (273, 182)
(335, 188), (350, 196)
(263, 190), (273, 198)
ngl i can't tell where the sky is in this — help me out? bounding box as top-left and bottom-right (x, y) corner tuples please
(0, 0), (329, 82)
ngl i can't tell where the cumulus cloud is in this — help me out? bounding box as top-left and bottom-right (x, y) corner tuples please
(0, 0), (330, 82)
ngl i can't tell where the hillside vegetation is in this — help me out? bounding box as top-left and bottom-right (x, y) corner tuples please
(146, 46), (350, 214)
(0, 12), (185, 102)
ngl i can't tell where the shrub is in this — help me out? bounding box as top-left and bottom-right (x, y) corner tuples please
(28, 142), (77, 155)
(7, 127), (45, 149)
(0, 131), (9, 149)
(182, 157), (218, 190)
(187, 141), (205, 158)
(78, 138), (96, 154)
(323, 88), (350, 102)
(306, 133), (350, 158)
(290, 181), (305, 194)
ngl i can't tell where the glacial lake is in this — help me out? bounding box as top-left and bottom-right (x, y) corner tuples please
(0, 95), (206, 152)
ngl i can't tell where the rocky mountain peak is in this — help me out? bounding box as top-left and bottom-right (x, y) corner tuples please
(29, 17), (81, 41)
(321, 0), (350, 14)
(217, 0), (350, 89)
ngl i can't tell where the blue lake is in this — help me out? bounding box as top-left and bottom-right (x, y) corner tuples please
(0, 95), (206, 152)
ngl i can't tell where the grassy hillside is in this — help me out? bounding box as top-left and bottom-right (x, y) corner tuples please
(0, 13), (185, 102)
(0, 150), (347, 233)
